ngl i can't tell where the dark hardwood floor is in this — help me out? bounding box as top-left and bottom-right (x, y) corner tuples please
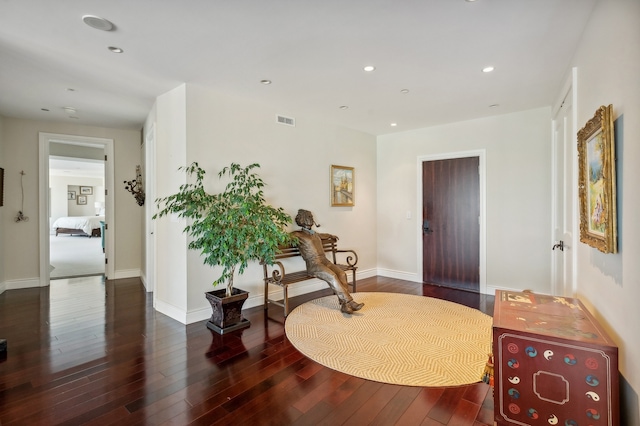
(0, 276), (495, 425)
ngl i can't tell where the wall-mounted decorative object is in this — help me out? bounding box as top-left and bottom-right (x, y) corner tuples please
(80, 186), (93, 195)
(14, 170), (28, 222)
(331, 165), (354, 207)
(77, 195), (88, 205)
(68, 191), (76, 200)
(0, 167), (4, 207)
(124, 165), (145, 206)
(577, 104), (617, 254)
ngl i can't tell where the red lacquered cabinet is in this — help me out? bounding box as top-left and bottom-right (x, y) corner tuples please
(493, 290), (619, 426)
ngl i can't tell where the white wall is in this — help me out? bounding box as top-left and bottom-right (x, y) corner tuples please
(569, 0), (640, 421)
(49, 177), (104, 224)
(153, 85), (188, 319)
(377, 107), (552, 294)
(0, 117), (142, 283)
(151, 83), (378, 323)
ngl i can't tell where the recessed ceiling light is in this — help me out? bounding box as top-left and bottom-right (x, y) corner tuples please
(400, 89), (409, 94)
(108, 46), (123, 53)
(63, 106), (77, 114)
(363, 65), (376, 72)
(82, 15), (115, 31)
(482, 66), (495, 73)
(260, 79), (272, 85)
(41, 108), (50, 112)
(339, 105), (349, 110)
(390, 123), (398, 127)
(489, 104), (500, 108)
(66, 88), (75, 92)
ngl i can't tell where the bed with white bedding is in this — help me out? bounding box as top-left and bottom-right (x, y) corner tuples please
(52, 215), (104, 237)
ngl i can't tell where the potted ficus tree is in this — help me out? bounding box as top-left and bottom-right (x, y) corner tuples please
(154, 162), (294, 334)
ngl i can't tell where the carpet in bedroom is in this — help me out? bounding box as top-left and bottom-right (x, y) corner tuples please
(50, 234), (104, 278)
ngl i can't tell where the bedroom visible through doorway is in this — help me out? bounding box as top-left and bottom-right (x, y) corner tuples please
(39, 132), (115, 285)
(49, 152), (105, 279)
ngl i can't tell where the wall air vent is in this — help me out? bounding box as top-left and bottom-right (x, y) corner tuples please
(276, 115), (295, 127)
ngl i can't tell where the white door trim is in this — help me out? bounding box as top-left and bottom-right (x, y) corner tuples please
(39, 132), (115, 285)
(550, 67), (578, 297)
(415, 149), (487, 294)
(143, 123), (156, 294)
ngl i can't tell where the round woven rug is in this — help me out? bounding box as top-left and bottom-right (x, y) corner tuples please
(285, 292), (492, 387)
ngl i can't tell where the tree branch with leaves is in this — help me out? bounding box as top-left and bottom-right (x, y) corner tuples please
(154, 162), (295, 296)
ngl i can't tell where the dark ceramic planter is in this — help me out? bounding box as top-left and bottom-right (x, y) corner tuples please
(205, 288), (251, 334)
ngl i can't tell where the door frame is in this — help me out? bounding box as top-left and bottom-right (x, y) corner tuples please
(143, 123), (156, 294)
(416, 150), (487, 294)
(39, 132), (115, 285)
(550, 67), (578, 297)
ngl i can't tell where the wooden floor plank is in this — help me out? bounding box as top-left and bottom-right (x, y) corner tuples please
(394, 387), (445, 425)
(0, 275), (494, 425)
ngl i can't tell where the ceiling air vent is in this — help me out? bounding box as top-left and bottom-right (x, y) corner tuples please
(276, 115), (295, 127)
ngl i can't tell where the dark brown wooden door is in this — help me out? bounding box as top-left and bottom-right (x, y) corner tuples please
(422, 157), (480, 292)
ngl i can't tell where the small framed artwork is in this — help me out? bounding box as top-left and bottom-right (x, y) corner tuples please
(577, 104), (617, 253)
(77, 195), (88, 205)
(80, 186), (93, 195)
(68, 191), (76, 200)
(331, 165), (354, 207)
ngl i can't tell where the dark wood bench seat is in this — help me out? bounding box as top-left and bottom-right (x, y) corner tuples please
(262, 236), (358, 317)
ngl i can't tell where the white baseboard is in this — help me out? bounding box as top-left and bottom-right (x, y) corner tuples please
(112, 269), (141, 280)
(4, 277), (43, 291)
(378, 268), (499, 296)
(182, 268), (380, 325)
(356, 268), (378, 281)
(376, 268), (422, 283)
(155, 299), (188, 324)
(139, 271), (153, 292)
(2, 270), (140, 293)
(154, 278), (334, 326)
(486, 284), (551, 297)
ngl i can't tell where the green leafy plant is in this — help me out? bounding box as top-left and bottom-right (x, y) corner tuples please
(154, 162), (294, 297)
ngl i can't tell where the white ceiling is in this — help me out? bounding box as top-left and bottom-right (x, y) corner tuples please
(0, 0), (597, 136)
(49, 157), (104, 179)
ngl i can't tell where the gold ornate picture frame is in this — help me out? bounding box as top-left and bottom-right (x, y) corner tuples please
(577, 104), (617, 253)
(330, 165), (354, 207)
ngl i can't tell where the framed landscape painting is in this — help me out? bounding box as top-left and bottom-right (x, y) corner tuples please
(577, 104), (617, 253)
(331, 165), (354, 207)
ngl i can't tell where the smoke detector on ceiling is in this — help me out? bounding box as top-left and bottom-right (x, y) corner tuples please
(82, 15), (115, 31)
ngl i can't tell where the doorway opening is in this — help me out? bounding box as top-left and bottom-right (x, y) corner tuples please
(49, 154), (105, 279)
(38, 133), (115, 286)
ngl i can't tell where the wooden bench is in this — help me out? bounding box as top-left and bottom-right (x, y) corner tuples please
(262, 236), (358, 317)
